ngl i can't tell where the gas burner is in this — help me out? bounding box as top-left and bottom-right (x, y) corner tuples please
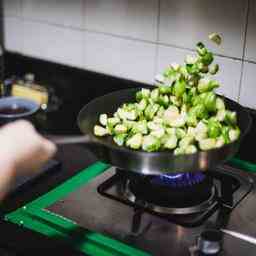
(124, 173), (217, 214)
(97, 165), (253, 227)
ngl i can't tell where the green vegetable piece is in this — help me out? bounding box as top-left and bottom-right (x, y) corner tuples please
(185, 55), (198, 65)
(113, 133), (127, 146)
(216, 137), (225, 148)
(200, 52), (214, 65)
(186, 112), (198, 127)
(209, 33), (222, 45)
(94, 125), (109, 137)
(158, 95), (169, 108)
(187, 127), (196, 137)
(209, 64), (219, 75)
(159, 85), (172, 94)
(179, 135), (194, 148)
(176, 128), (186, 139)
(216, 97), (225, 110)
(147, 121), (162, 131)
(229, 128), (240, 142)
(157, 106), (165, 117)
(225, 111), (237, 126)
(151, 88), (160, 102)
(145, 104), (159, 120)
(174, 147), (185, 155)
(131, 120), (148, 135)
(136, 88), (150, 101)
(199, 138), (216, 151)
(197, 62), (209, 73)
(196, 42), (207, 56)
(114, 124), (128, 134)
(221, 126), (231, 144)
(99, 114), (108, 126)
(166, 127), (176, 135)
(163, 134), (178, 149)
(198, 78), (219, 93)
(153, 116), (164, 124)
(208, 120), (222, 138)
(107, 117), (120, 130)
(126, 133), (143, 150)
(142, 135), (161, 152)
(203, 92), (217, 112)
(170, 96), (182, 107)
(216, 109), (226, 122)
(173, 79), (186, 98)
(123, 120), (136, 130)
(185, 145), (198, 154)
(191, 103), (208, 119)
(186, 63), (200, 75)
(151, 128), (165, 139)
(136, 98), (148, 112)
(195, 121), (208, 141)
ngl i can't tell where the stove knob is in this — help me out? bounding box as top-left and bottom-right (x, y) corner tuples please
(197, 229), (223, 255)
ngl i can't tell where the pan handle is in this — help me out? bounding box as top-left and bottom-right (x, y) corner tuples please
(46, 135), (91, 145)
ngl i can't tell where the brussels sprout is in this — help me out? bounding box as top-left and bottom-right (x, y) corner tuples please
(170, 96), (182, 107)
(113, 133), (128, 146)
(151, 128), (165, 139)
(163, 106), (180, 124)
(185, 145), (198, 154)
(158, 95), (169, 108)
(163, 134), (178, 149)
(176, 128), (186, 139)
(216, 137), (225, 148)
(200, 52), (214, 65)
(94, 125), (109, 137)
(203, 92), (217, 112)
(225, 111), (237, 126)
(174, 147), (186, 155)
(151, 88), (160, 102)
(123, 120), (136, 130)
(216, 109), (226, 122)
(126, 133), (143, 149)
(191, 103), (208, 119)
(185, 55), (198, 65)
(166, 127), (176, 135)
(114, 124), (128, 134)
(229, 128), (240, 142)
(199, 138), (216, 151)
(209, 33), (222, 45)
(142, 135), (161, 152)
(186, 112), (198, 127)
(195, 121), (208, 141)
(216, 97), (225, 110)
(187, 127), (196, 137)
(99, 114), (108, 126)
(179, 135), (194, 148)
(173, 79), (186, 98)
(209, 64), (219, 75)
(157, 106), (165, 117)
(208, 120), (222, 138)
(197, 62), (209, 73)
(137, 98), (148, 112)
(147, 121), (162, 131)
(136, 88), (151, 101)
(153, 116), (164, 124)
(145, 104), (159, 120)
(107, 117), (120, 131)
(196, 42), (207, 56)
(198, 78), (219, 93)
(169, 114), (186, 128)
(186, 63), (200, 75)
(131, 120), (148, 135)
(159, 85), (172, 94)
(221, 126), (231, 144)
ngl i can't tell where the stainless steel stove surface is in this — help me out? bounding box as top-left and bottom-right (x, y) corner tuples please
(46, 165), (256, 256)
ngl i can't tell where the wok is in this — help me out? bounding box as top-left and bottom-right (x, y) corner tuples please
(51, 88), (252, 175)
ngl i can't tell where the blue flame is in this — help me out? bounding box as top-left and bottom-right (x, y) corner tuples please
(151, 172), (205, 188)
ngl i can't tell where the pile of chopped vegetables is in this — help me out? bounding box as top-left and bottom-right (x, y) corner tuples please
(94, 34), (240, 154)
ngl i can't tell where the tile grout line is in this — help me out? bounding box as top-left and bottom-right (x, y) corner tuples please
(153, 0), (161, 83)
(237, 0), (250, 102)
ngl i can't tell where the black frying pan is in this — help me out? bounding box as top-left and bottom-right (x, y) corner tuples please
(51, 88), (252, 175)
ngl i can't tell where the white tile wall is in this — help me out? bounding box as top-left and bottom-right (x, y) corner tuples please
(3, 0), (21, 17)
(84, 32), (156, 84)
(245, 0), (256, 62)
(84, 0), (158, 42)
(156, 45), (242, 101)
(23, 21), (84, 68)
(159, 0), (247, 59)
(240, 63), (256, 109)
(3, 0), (256, 108)
(4, 17), (23, 53)
(22, 0), (84, 28)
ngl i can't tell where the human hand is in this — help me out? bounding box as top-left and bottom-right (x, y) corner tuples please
(0, 120), (56, 199)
